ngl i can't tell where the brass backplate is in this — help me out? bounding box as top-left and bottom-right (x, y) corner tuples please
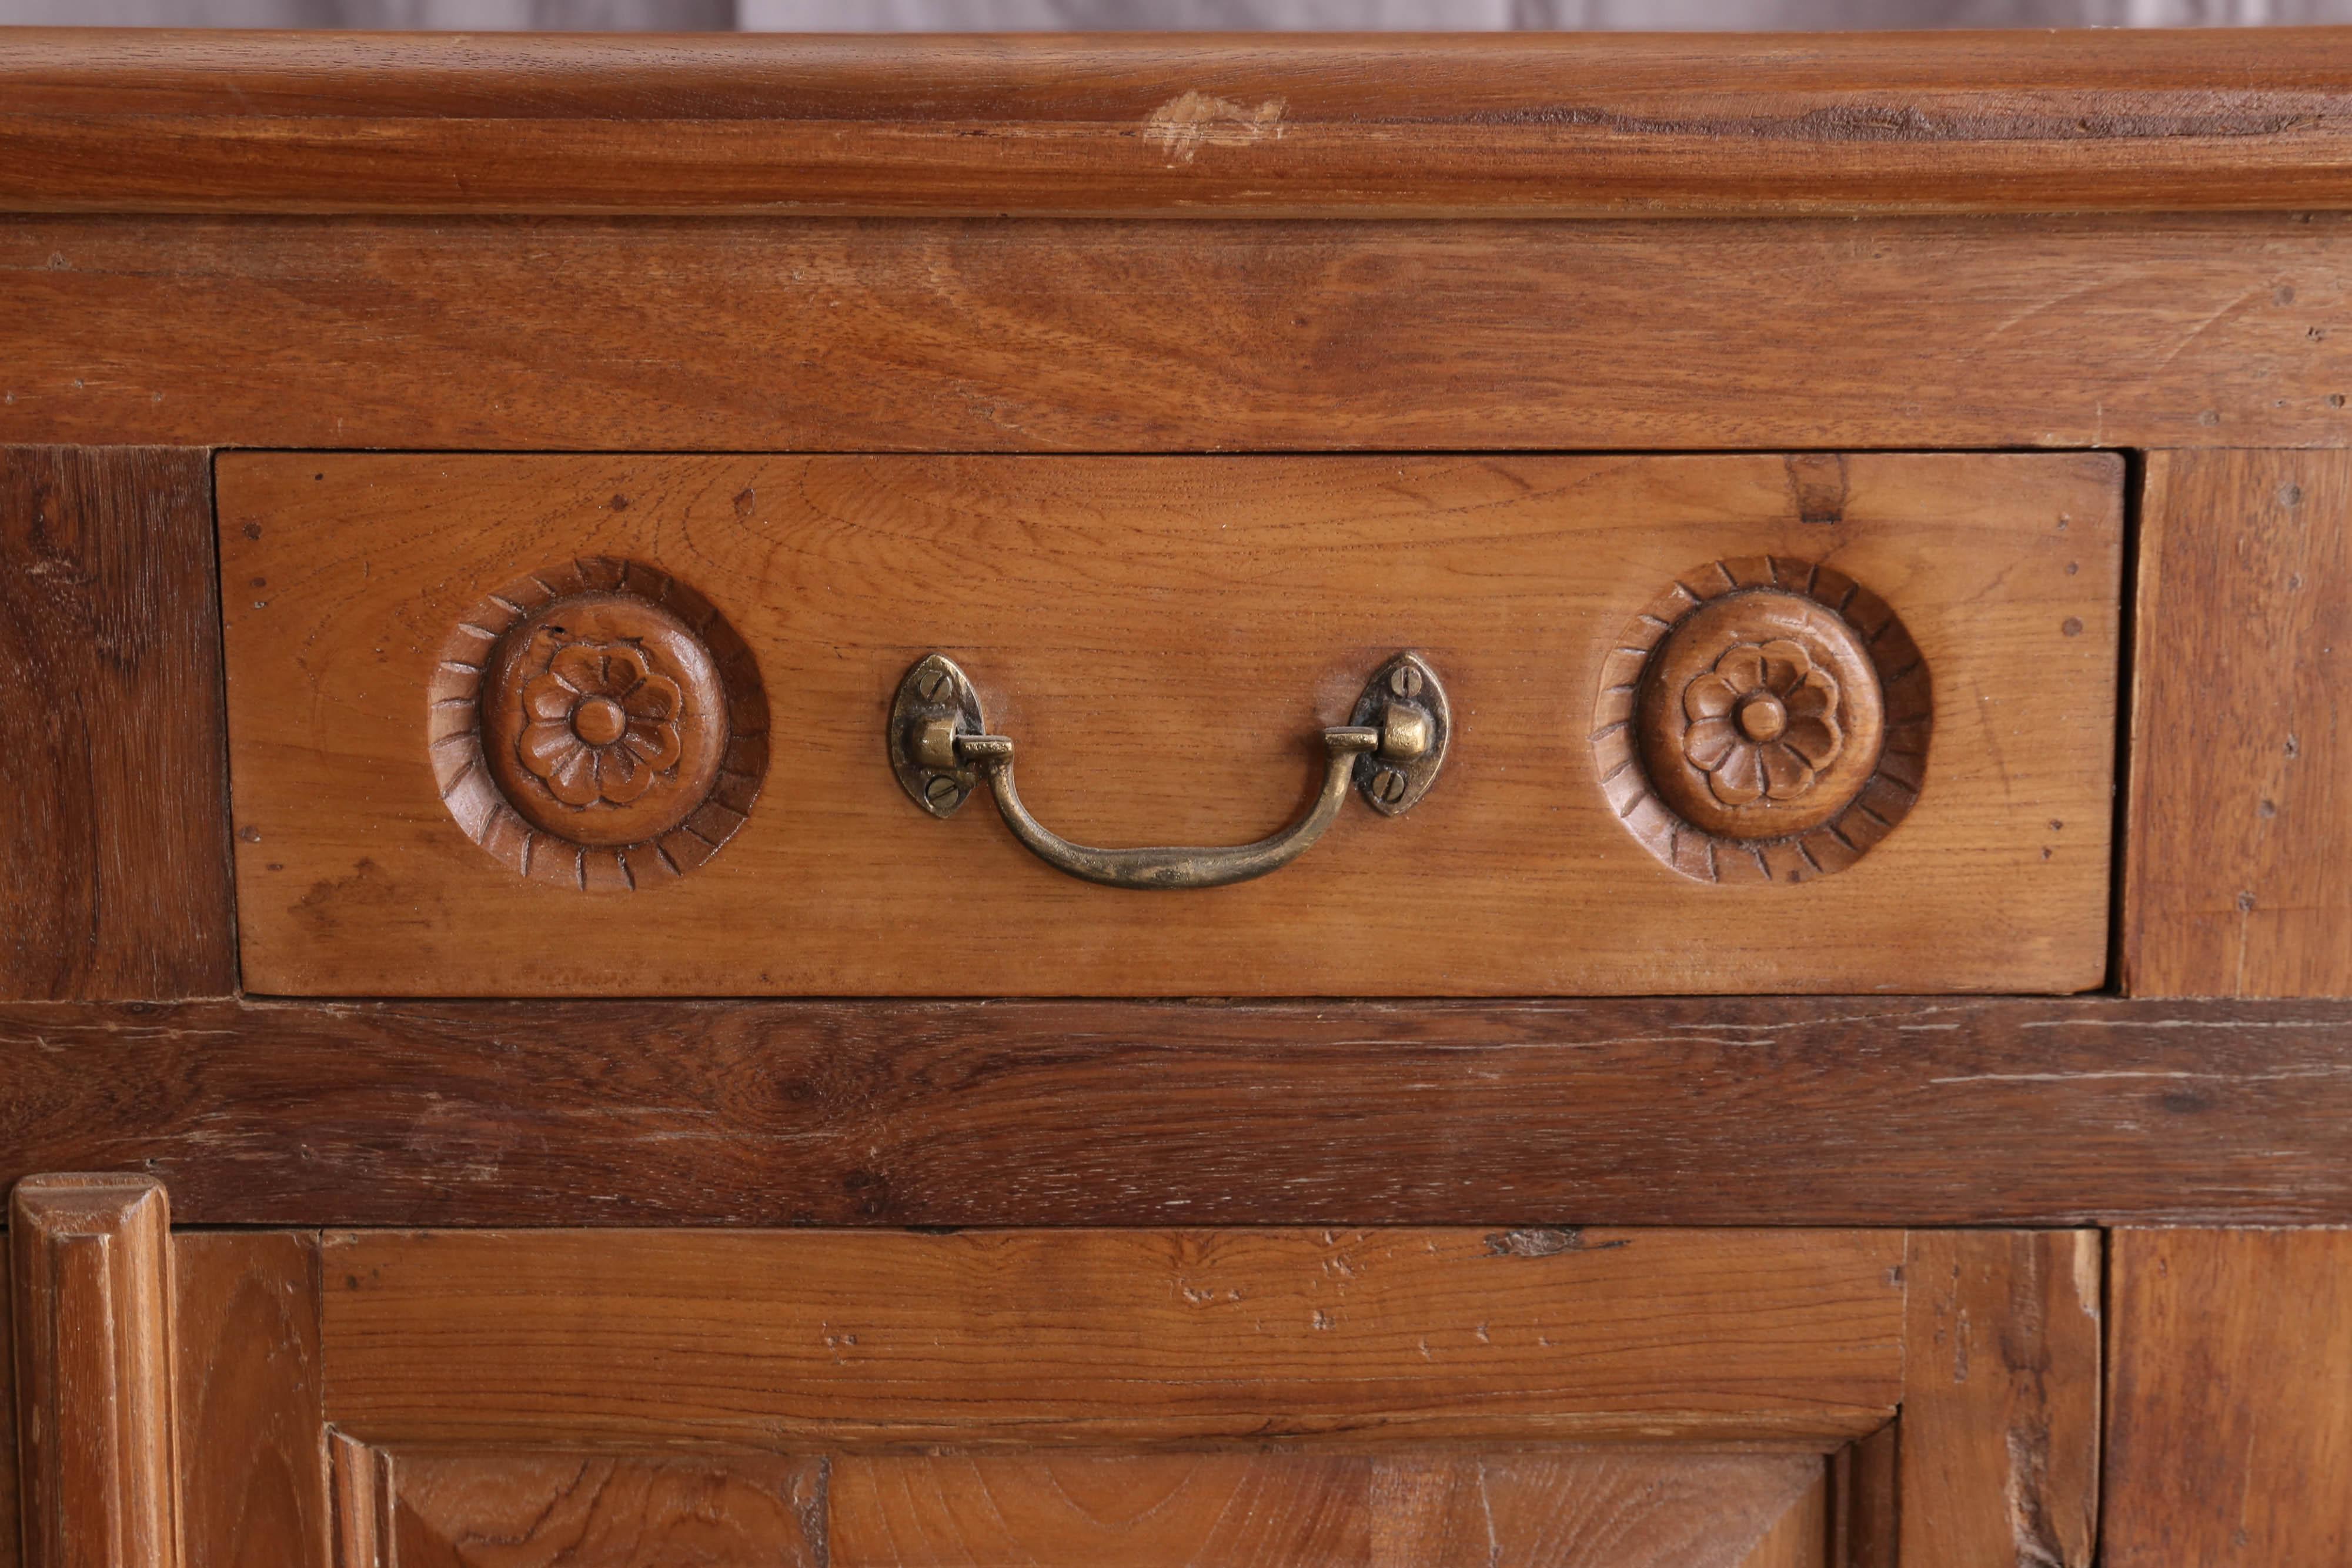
(1350, 651), (1449, 817)
(888, 653), (988, 818)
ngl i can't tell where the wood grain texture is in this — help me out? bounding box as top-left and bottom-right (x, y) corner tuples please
(4, 997), (2352, 1228)
(2104, 1228), (2352, 1566)
(0, 446), (234, 1001)
(8, 214), (2352, 454)
(828, 1452), (1828, 1568)
(350, 1450), (823, 1567)
(220, 451), (2119, 997)
(8, 1175), (179, 1568)
(318, 1229), (1906, 1447)
(1, 1251), (18, 1568)
(173, 1233), (326, 1568)
(8, 31), (2352, 217)
(1833, 1425), (1898, 1568)
(2125, 450), (2352, 997)
(1900, 1231), (2100, 1567)
(1740, 1473), (1828, 1568)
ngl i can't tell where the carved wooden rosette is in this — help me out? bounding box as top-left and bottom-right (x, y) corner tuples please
(430, 559), (767, 890)
(1593, 559), (1930, 884)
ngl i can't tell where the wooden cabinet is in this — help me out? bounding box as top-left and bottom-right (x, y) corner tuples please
(9, 27), (2352, 1565)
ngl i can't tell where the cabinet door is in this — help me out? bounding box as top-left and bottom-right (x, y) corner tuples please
(11, 1185), (2099, 1567)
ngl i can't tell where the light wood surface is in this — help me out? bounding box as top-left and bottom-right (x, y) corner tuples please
(826, 1452), (1829, 1568)
(7, 997), (2351, 1226)
(318, 1228), (1906, 1448)
(8, 31), (2352, 217)
(1900, 1231), (2100, 1567)
(2126, 449), (2352, 997)
(0, 447), (234, 1000)
(174, 1234), (326, 1568)
(222, 452), (2119, 996)
(12, 215), (2352, 453)
(2105, 1228), (2352, 1565)
(8, 1175), (179, 1568)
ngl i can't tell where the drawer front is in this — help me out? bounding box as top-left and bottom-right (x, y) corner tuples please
(219, 452), (2120, 996)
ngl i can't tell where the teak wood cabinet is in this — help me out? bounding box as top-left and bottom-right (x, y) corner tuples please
(5, 26), (2352, 1567)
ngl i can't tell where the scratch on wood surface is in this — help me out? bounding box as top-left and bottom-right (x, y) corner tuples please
(1483, 1226), (1629, 1257)
(1449, 99), (2317, 144)
(1930, 1065), (2352, 1084)
(1785, 452), (1848, 524)
(2006, 1425), (2071, 1567)
(1145, 90), (1287, 165)
(2070, 1232), (2100, 1320)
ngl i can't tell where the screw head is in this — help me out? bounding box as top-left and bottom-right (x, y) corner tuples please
(923, 774), (962, 808)
(1388, 664), (1424, 700)
(917, 666), (956, 702)
(1373, 768), (1409, 805)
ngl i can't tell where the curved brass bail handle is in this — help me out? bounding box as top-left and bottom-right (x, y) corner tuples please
(958, 728), (1376, 890)
(888, 651), (1452, 892)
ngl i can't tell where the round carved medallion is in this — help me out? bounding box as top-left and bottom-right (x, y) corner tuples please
(1592, 559), (1930, 884)
(429, 559), (767, 890)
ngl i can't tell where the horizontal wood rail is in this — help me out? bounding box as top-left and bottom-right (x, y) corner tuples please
(1, 996), (2348, 1228)
(9, 215), (2351, 453)
(7, 29), (2352, 217)
(320, 1227), (1910, 1448)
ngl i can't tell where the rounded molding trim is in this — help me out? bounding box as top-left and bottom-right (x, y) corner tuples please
(1593, 557), (1930, 884)
(429, 558), (768, 890)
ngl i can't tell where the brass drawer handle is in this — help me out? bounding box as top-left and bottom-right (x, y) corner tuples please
(889, 651), (1449, 890)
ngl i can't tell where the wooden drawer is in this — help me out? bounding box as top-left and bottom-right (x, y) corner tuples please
(219, 450), (2120, 996)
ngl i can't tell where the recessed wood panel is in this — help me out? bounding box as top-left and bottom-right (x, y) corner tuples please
(221, 451), (2119, 996)
(325, 1444), (1838, 1568)
(354, 1450), (824, 1568)
(318, 1228), (1906, 1449)
(827, 1452), (1828, 1568)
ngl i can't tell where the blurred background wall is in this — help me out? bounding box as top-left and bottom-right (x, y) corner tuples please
(4, 0), (2346, 27)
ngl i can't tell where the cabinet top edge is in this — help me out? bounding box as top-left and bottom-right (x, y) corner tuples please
(10, 26), (2352, 219)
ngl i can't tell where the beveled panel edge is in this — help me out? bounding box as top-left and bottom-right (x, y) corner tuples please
(9, 1175), (180, 1568)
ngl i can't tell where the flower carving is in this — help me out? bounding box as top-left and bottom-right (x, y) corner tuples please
(1681, 638), (1845, 808)
(517, 641), (684, 808)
